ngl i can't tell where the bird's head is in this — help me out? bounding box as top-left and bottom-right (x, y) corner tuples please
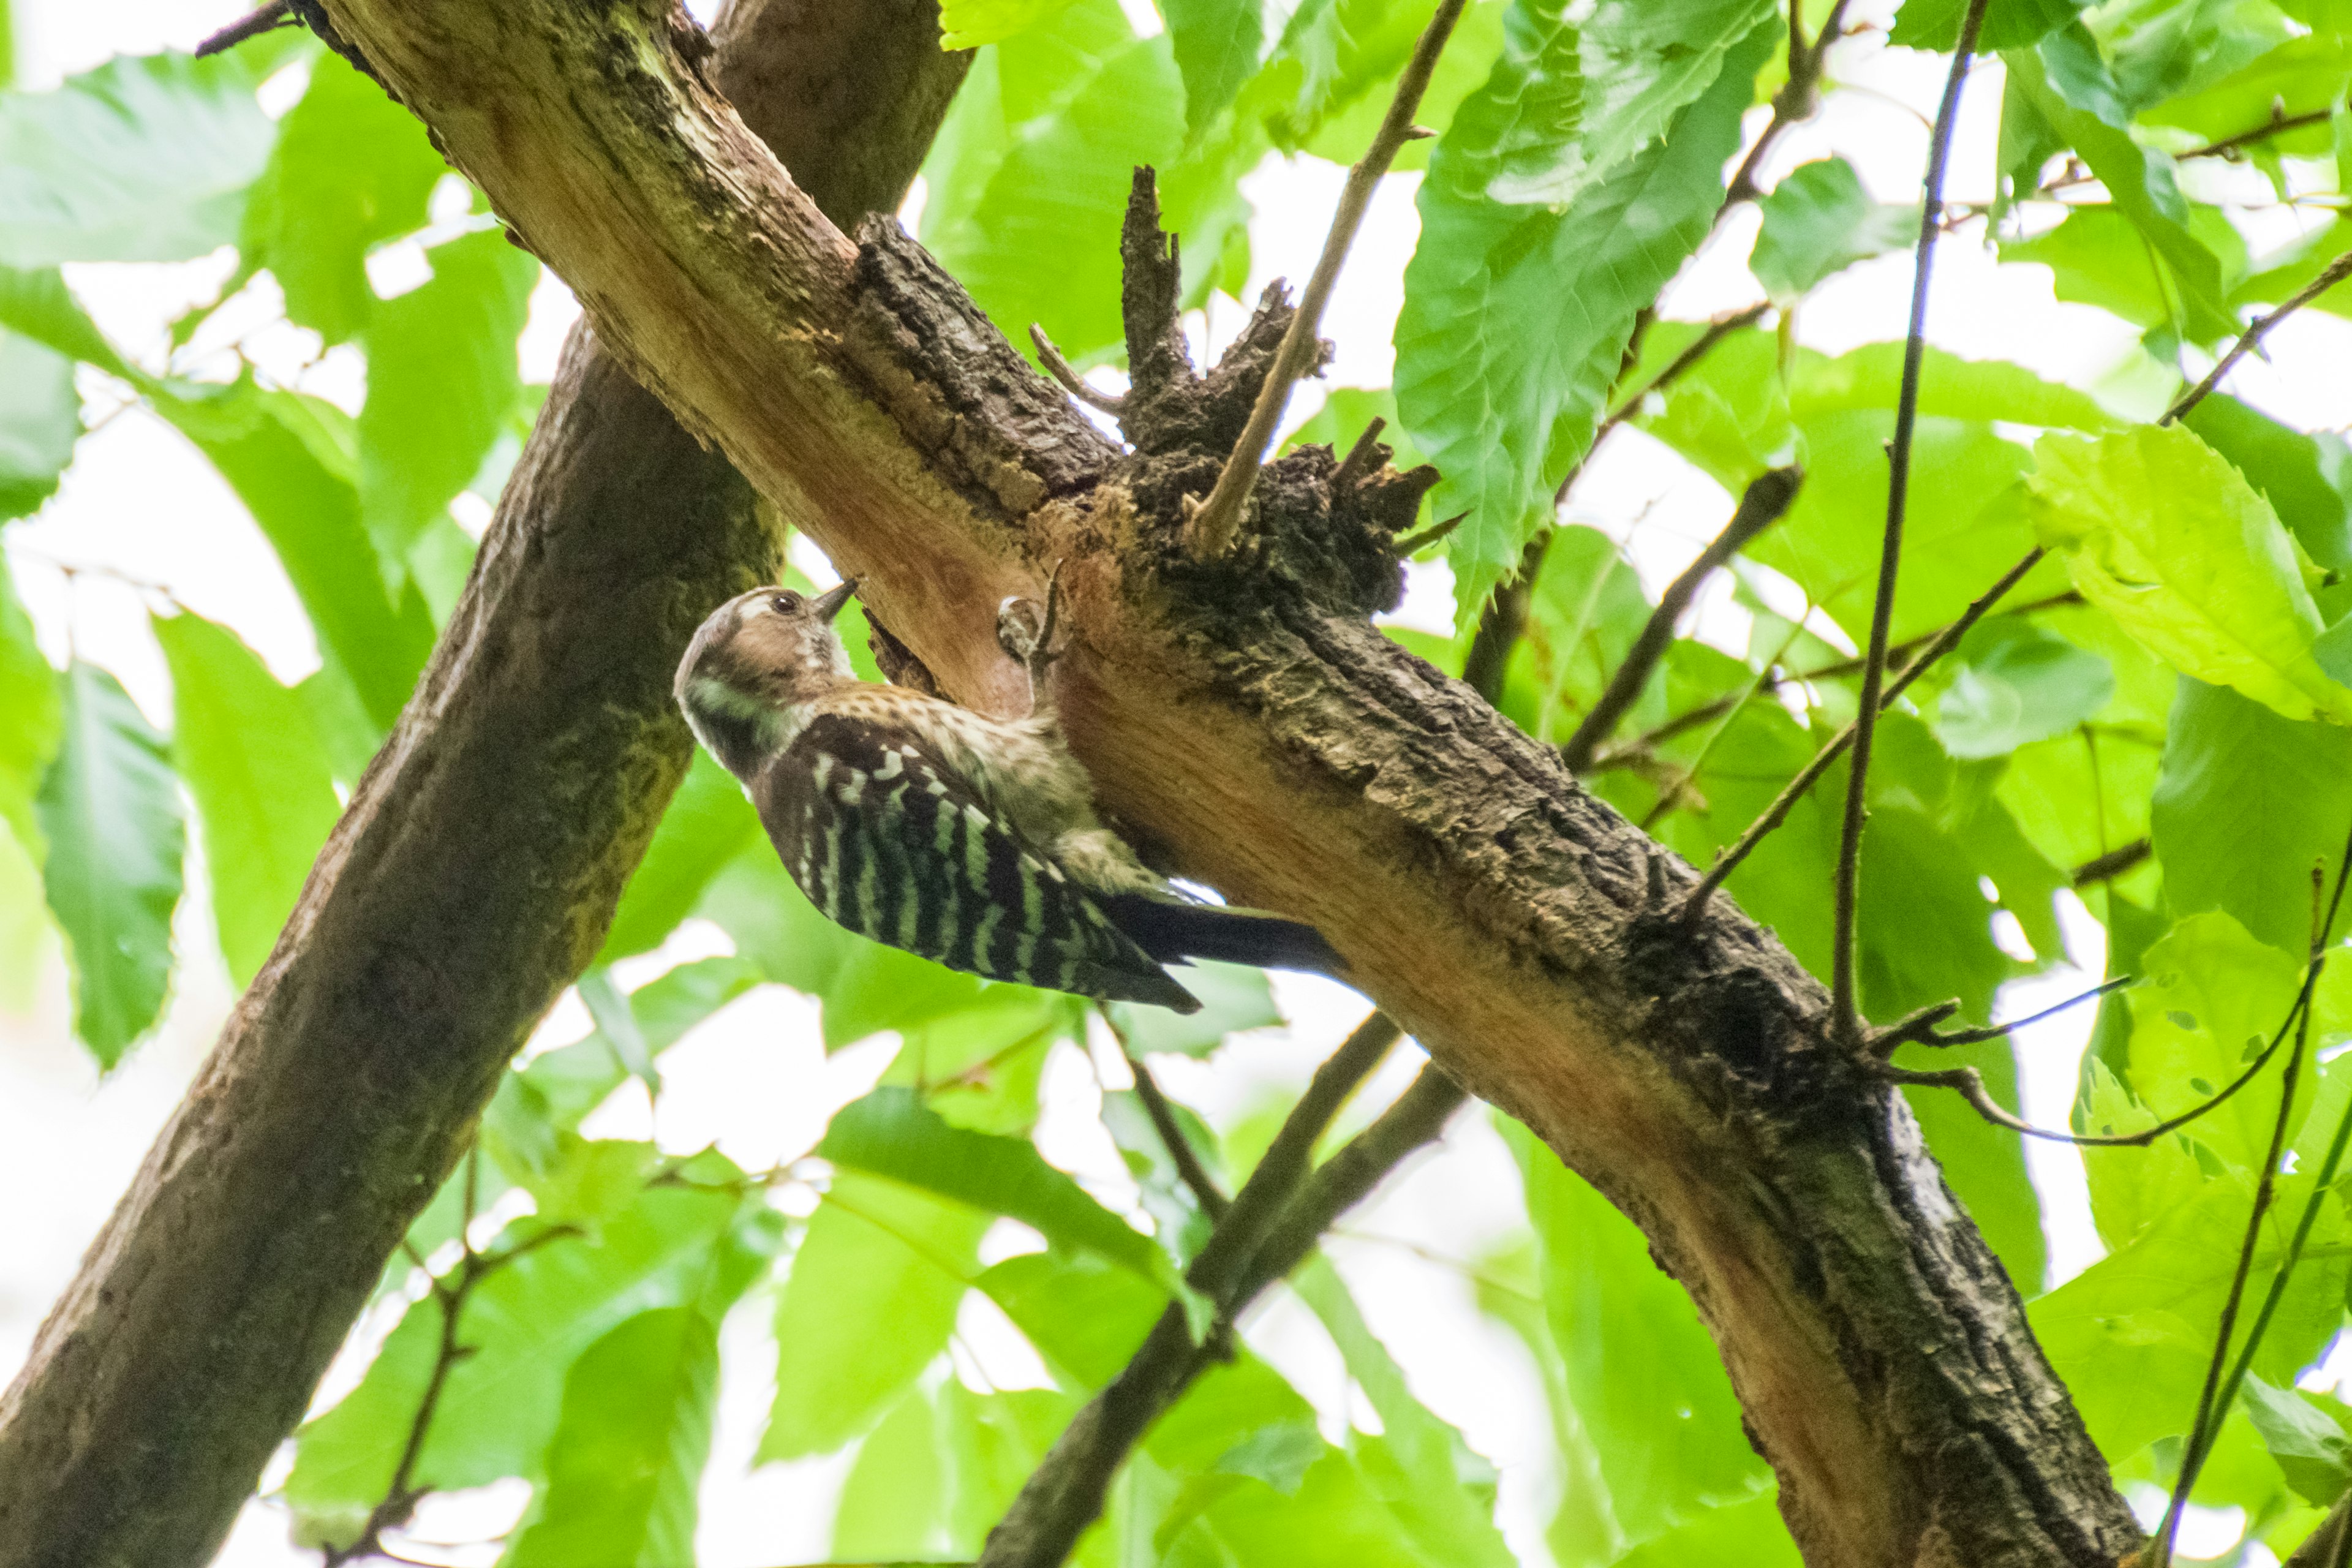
(675, 579), (859, 776)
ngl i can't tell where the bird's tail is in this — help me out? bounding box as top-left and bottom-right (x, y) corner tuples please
(1099, 893), (1349, 980)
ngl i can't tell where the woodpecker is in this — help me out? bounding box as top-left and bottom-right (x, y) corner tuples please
(674, 577), (1343, 1012)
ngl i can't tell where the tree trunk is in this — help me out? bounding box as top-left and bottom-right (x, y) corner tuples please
(0, 6), (964, 1565)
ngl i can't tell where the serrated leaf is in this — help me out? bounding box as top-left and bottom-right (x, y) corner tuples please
(0, 552), (59, 861)
(1748, 156), (1917, 301)
(820, 1087), (1164, 1281)
(2152, 679), (2352, 957)
(1891, 0), (2089, 51)
(761, 1171), (987, 1460)
(0, 51), (277, 266)
(0, 325), (75, 520)
(2182, 393), (2352, 575)
(153, 612), (340, 987)
(1166, 0), (1265, 132)
(2029, 426), (2352, 724)
(242, 51), (451, 345)
(2119, 911), (2311, 1174)
(288, 1160), (778, 1547)
(35, 662), (184, 1066)
(502, 1307), (718, 1568)
(358, 228), (537, 570)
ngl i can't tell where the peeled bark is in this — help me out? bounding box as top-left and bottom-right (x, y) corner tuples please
(247, 1), (2141, 1562)
(0, 6), (963, 1565)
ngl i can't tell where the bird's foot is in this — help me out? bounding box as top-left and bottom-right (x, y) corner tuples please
(997, 559), (1068, 715)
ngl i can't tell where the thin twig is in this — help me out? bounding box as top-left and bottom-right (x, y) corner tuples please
(1186, 0), (1468, 557)
(1872, 976), (2133, 1053)
(1679, 545), (2045, 925)
(194, 0), (295, 56)
(2151, 826), (2352, 1568)
(1830, 0), (1991, 1046)
(1639, 622), (1808, 829)
(2071, 837), (2152, 888)
(1099, 1006), (1229, 1220)
(2180, 107), (2336, 162)
(1028, 325), (1125, 413)
(1559, 467), (1802, 772)
(2163, 249), (2352, 424)
(975, 1028), (1437, 1568)
(1724, 0), (1856, 206)
(1392, 510), (1468, 557)
(1586, 590), (2083, 771)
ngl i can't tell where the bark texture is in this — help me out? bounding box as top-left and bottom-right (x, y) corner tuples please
(252, 1), (2143, 1561)
(0, 6), (964, 1566)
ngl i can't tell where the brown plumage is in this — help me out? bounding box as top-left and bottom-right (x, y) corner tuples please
(674, 580), (1345, 1012)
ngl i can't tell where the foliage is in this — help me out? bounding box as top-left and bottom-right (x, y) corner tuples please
(15, 0), (2352, 1562)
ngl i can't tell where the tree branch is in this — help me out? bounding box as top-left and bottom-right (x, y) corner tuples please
(1185, 0), (1467, 557)
(1831, 0), (1989, 1043)
(2164, 248), (2352, 424)
(0, 5), (969, 1562)
(2180, 107), (2336, 162)
(1559, 466), (1801, 772)
(978, 1055), (1457, 1568)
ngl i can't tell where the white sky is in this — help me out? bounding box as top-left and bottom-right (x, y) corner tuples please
(8, 1), (2351, 1563)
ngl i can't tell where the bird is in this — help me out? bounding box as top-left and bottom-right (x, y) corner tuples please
(673, 575), (1345, 1013)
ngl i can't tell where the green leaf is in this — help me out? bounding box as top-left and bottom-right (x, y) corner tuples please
(887, 987), (1081, 1135)
(600, 749), (759, 962)
(1748, 157), (1916, 301)
(0, 51), (277, 266)
(1999, 205), (2176, 332)
(2005, 30), (2236, 342)
(156, 379), (435, 733)
(0, 325), (75, 520)
(942, 0), (1081, 48)
(2120, 911), (2312, 1174)
(830, 1386), (956, 1559)
(1933, 617), (2114, 759)
(1788, 340), (2124, 434)
(1890, 0), (2089, 51)
(1398, 12), (1771, 615)
(0, 818), (53, 1014)
(2242, 1375), (2352, 1508)
(35, 662), (183, 1065)
(153, 612), (340, 988)
(2152, 680), (2352, 957)
(2182, 393), (2352, 575)
(2029, 426), (2352, 724)
(1166, 0), (1265, 132)
(502, 1307), (719, 1568)
(0, 551), (59, 861)
(1502, 1119), (1766, 1546)
(977, 1248), (1167, 1385)
(288, 1161), (779, 1545)
(1495, 524), (1651, 742)
(818, 1087), (1166, 1281)
(242, 52), (451, 345)
(358, 228), (537, 570)
(2141, 34), (2352, 154)
(0, 265), (134, 377)
(1251, 0), (1510, 170)
(1613, 1491), (1800, 1567)
(761, 1170), (988, 1460)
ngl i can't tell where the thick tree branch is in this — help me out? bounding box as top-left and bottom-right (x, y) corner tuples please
(0, 5), (967, 1564)
(8, 3), (2146, 1564)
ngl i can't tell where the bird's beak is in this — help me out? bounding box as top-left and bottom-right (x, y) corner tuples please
(812, 578), (859, 621)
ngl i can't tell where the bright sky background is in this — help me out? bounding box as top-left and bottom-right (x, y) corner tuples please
(10, 0), (2352, 1562)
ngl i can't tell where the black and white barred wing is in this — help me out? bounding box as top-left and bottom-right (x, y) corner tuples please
(752, 712), (1202, 1012)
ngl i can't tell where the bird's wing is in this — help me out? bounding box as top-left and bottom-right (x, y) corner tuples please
(752, 710), (1200, 1012)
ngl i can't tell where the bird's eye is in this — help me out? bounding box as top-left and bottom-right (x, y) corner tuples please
(771, 592), (801, 614)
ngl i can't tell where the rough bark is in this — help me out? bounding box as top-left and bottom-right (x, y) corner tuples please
(0, 6), (964, 1566)
(243, 2), (2143, 1562)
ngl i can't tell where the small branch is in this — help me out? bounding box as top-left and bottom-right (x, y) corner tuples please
(2180, 107), (2336, 162)
(976, 1020), (1429, 1568)
(1331, 417), (1390, 493)
(1100, 1006), (1229, 1221)
(2151, 826), (2352, 1568)
(1390, 510), (1466, 557)
(1870, 976), (2133, 1054)
(2071, 837), (2152, 888)
(1186, 0), (1468, 557)
(194, 0), (296, 56)
(1028, 325), (1125, 414)
(1679, 545), (2044, 925)
(1559, 466), (1802, 772)
(1724, 0), (1855, 206)
(2163, 248), (2352, 424)
(1830, 0), (1991, 1046)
